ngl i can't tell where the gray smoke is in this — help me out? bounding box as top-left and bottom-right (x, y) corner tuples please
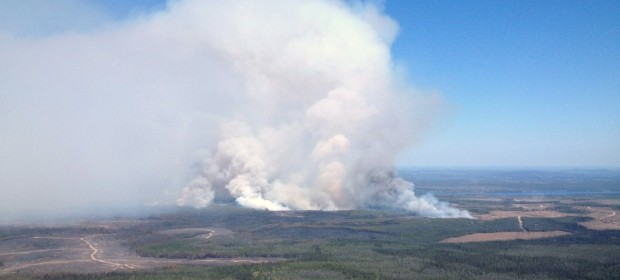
(0, 0), (471, 221)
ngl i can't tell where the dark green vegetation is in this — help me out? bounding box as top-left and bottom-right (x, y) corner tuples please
(2, 205), (619, 280)
(1, 169), (619, 279)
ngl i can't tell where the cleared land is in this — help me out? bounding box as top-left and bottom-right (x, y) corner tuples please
(442, 208), (574, 243)
(476, 210), (569, 221)
(1, 198), (619, 279)
(1, 170), (618, 279)
(579, 206), (620, 230)
(0, 227), (279, 275)
(441, 231), (571, 243)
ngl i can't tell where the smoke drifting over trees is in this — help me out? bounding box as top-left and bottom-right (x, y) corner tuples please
(0, 0), (470, 221)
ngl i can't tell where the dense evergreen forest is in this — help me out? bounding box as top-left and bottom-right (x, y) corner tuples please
(1, 202), (619, 279)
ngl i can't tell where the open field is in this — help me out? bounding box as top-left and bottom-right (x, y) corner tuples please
(579, 206), (620, 230)
(441, 231), (571, 243)
(476, 210), (570, 221)
(1, 197), (619, 279)
(1, 169), (618, 279)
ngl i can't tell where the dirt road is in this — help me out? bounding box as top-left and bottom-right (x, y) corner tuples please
(581, 206), (620, 230)
(517, 216), (527, 232)
(80, 237), (138, 271)
(0, 232), (281, 275)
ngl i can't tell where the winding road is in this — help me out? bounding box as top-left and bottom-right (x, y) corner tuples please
(0, 236), (139, 273)
(1, 228), (279, 275)
(517, 216), (527, 232)
(79, 237), (138, 271)
(587, 206), (617, 218)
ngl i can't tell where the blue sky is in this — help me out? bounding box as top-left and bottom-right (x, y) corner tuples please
(94, 0), (620, 168)
(384, 0), (620, 167)
(2, 0), (618, 168)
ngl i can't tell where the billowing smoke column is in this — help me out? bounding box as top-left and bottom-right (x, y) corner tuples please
(0, 0), (470, 219)
(172, 0), (471, 218)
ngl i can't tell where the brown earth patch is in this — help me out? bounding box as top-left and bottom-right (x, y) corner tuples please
(579, 206), (620, 230)
(476, 210), (569, 221)
(440, 231), (571, 243)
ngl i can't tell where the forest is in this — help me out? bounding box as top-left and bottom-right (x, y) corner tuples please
(1, 201), (619, 279)
(1, 170), (619, 279)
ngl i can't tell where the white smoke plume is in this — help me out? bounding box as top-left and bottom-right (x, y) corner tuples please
(0, 0), (471, 220)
